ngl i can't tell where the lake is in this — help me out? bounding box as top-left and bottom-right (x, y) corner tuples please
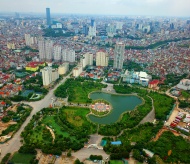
(88, 92), (142, 124)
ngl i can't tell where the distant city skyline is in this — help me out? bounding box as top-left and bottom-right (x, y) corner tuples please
(0, 0), (190, 17)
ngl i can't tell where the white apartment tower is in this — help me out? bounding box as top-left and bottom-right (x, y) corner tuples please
(25, 34), (37, 46)
(25, 34), (31, 46)
(106, 24), (116, 37)
(73, 65), (82, 77)
(96, 50), (109, 67)
(58, 62), (69, 75)
(53, 45), (62, 61)
(45, 39), (53, 61)
(41, 67), (59, 86)
(41, 67), (52, 86)
(52, 69), (59, 81)
(81, 52), (93, 68)
(113, 42), (125, 69)
(38, 37), (46, 60)
(88, 26), (96, 37)
(62, 49), (75, 62)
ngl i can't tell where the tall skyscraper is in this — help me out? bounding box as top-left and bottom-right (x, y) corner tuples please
(88, 19), (96, 37)
(45, 39), (53, 61)
(96, 50), (109, 67)
(53, 45), (62, 61)
(62, 49), (75, 62)
(81, 52), (93, 68)
(46, 8), (51, 26)
(41, 67), (59, 86)
(41, 67), (52, 86)
(113, 42), (125, 69)
(91, 19), (95, 27)
(25, 34), (31, 46)
(83, 25), (88, 37)
(38, 37), (53, 61)
(38, 37), (46, 60)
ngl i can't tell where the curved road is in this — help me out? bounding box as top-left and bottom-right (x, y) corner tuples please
(0, 74), (70, 161)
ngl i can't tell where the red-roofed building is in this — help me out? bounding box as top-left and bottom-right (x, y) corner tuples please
(148, 80), (159, 89)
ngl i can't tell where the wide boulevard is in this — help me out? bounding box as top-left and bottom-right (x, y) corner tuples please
(0, 74), (70, 160)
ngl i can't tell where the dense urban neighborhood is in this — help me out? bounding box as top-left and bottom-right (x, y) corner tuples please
(0, 3), (190, 164)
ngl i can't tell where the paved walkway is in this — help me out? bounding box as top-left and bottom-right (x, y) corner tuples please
(139, 96), (155, 124)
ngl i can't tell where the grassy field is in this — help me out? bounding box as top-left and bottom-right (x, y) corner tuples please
(42, 115), (69, 137)
(64, 108), (90, 126)
(55, 78), (106, 103)
(110, 160), (124, 164)
(10, 152), (35, 164)
(149, 92), (175, 120)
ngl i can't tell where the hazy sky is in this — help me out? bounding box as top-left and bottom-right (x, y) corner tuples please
(1, 0), (190, 17)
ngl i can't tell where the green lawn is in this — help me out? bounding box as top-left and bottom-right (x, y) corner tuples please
(149, 92), (175, 120)
(64, 108), (88, 126)
(110, 160), (124, 164)
(42, 115), (69, 137)
(54, 78), (106, 103)
(10, 152), (35, 164)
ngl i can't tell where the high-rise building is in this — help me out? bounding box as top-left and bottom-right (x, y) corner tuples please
(113, 42), (125, 69)
(96, 50), (109, 67)
(83, 25), (88, 36)
(46, 8), (51, 26)
(30, 36), (38, 45)
(41, 67), (52, 86)
(62, 49), (75, 62)
(41, 67), (59, 86)
(106, 24), (116, 37)
(81, 52), (93, 68)
(116, 22), (123, 30)
(88, 19), (96, 37)
(91, 19), (95, 27)
(38, 37), (46, 60)
(73, 65), (82, 77)
(88, 26), (96, 37)
(53, 45), (62, 61)
(45, 39), (53, 61)
(58, 62), (69, 75)
(52, 69), (59, 82)
(25, 34), (31, 46)
(38, 37), (53, 61)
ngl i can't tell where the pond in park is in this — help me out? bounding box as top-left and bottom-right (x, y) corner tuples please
(88, 92), (143, 124)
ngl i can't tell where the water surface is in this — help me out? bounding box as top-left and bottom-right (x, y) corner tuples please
(88, 92), (142, 124)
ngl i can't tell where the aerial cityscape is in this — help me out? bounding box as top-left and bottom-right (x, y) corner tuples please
(0, 0), (190, 163)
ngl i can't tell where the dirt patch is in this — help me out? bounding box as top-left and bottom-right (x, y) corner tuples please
(153, 127), (180, 142)
(37, 151), (56, 164)
(6, 104), (18, 112)
(0, 121), (17, 135)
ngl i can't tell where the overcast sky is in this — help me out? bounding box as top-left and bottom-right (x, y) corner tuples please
(0, 0), (190, 17)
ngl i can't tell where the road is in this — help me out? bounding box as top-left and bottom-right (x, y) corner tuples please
(0, 74), (71, 161)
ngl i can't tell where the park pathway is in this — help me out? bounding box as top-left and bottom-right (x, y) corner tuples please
(139, 95), (155, 125)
